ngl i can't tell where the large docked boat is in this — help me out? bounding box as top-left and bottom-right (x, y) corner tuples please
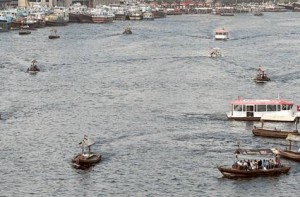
(129, 11), (143, 20)
(227, 97), (299, 122)
(45, 7), (69, 26)
(68, 3), (87, 23)
(0, 12), (12, 32)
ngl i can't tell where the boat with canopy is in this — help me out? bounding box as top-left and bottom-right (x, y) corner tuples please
(218, 143), (291, 179)
(72, 135), (101, 168)
(252, 117), (299, 138)
(272, 134), (300, 162)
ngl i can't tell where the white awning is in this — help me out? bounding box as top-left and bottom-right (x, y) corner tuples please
(261, 115), (296, 122)
(286, 134), (300, 142)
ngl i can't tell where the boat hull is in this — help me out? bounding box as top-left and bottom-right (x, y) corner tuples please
(91, 16), (113, 23)
(252, 128), (298, 138)
(19, 30), (31, 35)
(218, 166), (290, 178)
(278, 150), (300, 162)
(69, 13), (80, 23)
(72, 153), (101, 166)
(227, 116), (261, 121)
(49, 35), (60, 39)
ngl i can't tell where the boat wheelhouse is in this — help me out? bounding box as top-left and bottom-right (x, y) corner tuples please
(215, 28), (228, 40)
(227, 97), (298, 122)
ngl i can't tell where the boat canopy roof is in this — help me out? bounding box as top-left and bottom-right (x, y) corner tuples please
(235, 148), (274, 155)
(286, 134), (300, 142)
(261, 115), (296, 122)
(231, 98), (293, 105)
(79, 136), (95, 147)
(215, 28), (228, 33)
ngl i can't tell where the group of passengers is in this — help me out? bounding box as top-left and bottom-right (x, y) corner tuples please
(232, 155), (281, 171)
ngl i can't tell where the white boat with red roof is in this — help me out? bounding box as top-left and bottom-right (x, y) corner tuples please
(215, 28), (229, 40)
(227, 96), (300, 122)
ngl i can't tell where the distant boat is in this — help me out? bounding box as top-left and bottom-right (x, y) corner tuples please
(123, 27), (132, 34)
(27, 59), (40, 74)
(49, 28), (60, 39)
(72, 135), (101, 168)
(143, 12), (154, 20)
(19, 26), (31, 35)
(255, 66), (270, 83)
(209, 47), (222, 57)
(254, 11), (264, 16)
(220, 12), (234, 16)
(129, 11), (143, 20)
(215, 28), (228, 40)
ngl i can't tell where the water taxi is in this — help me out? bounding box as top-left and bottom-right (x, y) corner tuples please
(27, 59), (40, 74)
(272, 134), (300, 162)
(209, 47), (222, 57)
(227, 97), (299, 122)
(255, 66), (270, 83)
(218, 146), (290, 179)
(49, 28), (60, 39)
(218, 165), (290, 178)
(72, 135), (101, 168)
(252, 117), (298, 138)
(215, 28), (228, 40)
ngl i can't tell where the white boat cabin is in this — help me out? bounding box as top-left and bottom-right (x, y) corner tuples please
(227, 97), (297, 122)
(215, 28), (229, 40)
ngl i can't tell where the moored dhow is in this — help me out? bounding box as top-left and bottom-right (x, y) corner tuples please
(227, 97), (300, 122)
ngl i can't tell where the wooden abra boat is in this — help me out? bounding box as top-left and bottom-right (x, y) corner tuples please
(218, 165), (290, 178)
(252, 117), (298, 138)
(49, 28), (60, 39)
(123, 27), (132, 35)
(219, 144), (290, 179)
(19, 26), (31, 35)
(72, 135), (101, 168)
(209, 47), (222, 57)
(272, 134), (300, 162)
(27, 59), (40, 74)
(252, 128), (298, 138)
(255, 66), (270, 83)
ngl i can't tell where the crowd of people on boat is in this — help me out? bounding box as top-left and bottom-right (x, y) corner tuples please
(232, 155), (282, 171)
